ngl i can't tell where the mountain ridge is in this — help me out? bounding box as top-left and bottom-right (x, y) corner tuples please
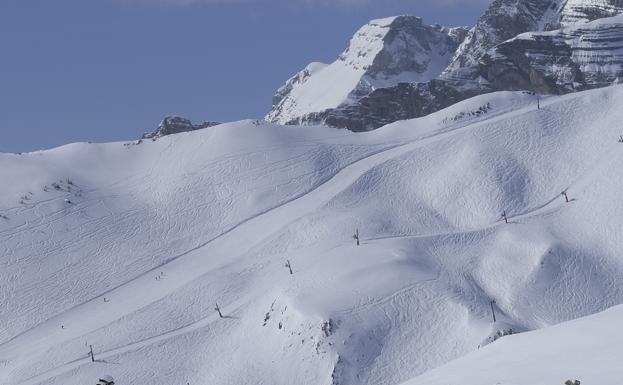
(266, 0), (623, 131)
(266, 16), (468, 126)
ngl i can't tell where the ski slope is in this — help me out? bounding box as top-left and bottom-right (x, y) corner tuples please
(402, 304), (623, 385)
(1, 85), (623, 385)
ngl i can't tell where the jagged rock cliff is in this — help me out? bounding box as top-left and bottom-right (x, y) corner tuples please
(266, 0), (623, 132)
(445, 0), (560, 73)
(446, 0), (623, 73)
(481, 14), (623, 93)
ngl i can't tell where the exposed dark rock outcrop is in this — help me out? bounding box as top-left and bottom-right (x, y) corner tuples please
(142, 116), (221, 139)
(480, 15), (623, 93)
(284, 77), (489, 131)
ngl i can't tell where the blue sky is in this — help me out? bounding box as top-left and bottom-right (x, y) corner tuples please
(0, 0), (488, 152)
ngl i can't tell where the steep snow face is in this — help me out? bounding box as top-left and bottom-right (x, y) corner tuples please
(445, 0), (623, 73)
(265, 17), (393, 124)
(266, 16), (468, 125)
(402, 305), (623, 385)
(482, 14), (623, 93)
(2, 86), (623, 385)
(270, 62), (328, 111)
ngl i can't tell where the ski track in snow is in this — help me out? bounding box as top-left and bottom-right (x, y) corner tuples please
(2, 95), (545, 361)
(2, 87), (623, 385)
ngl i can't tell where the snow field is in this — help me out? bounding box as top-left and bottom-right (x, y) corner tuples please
(1, 86), (623, 385)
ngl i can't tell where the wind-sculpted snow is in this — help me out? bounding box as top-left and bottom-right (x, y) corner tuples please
(1, 86), (623, 385)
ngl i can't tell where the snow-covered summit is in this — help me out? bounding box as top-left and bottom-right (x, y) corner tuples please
(266, 16), (468, 125)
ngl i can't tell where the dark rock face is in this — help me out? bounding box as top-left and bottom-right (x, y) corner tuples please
(481, 15), (623, 94)
(362, 17), (468, 80)
(142, 116), (221, 139)
(447, 0), (623, 73)
(446, 0), (558, 72)
(348, 19), (469, 101)
(328, 79), (487, 131)
(285, 78), (489, 132)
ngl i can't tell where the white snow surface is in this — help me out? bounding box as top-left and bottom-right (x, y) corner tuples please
(402, 304), (623, 385)
(1, 85), (623, 385)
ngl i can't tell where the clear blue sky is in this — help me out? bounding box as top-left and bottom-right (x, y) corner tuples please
(0, 0), (488, 152)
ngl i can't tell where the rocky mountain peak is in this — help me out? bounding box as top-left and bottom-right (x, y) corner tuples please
(265, 16), (468, 125)
(266, 0), (623, 132)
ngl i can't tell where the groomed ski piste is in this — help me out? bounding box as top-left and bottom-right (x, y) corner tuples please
(1, 85), (622, 385)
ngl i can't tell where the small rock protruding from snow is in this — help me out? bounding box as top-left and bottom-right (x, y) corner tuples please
(142, 116), (221, 140)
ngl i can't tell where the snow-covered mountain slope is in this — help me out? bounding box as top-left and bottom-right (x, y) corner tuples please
(2, 85), (623, 385)
(482, 14), (623, 93)
(445, 0), (623, 73)
(402, 305), (623, 385)
(266, 16), (467, 125)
